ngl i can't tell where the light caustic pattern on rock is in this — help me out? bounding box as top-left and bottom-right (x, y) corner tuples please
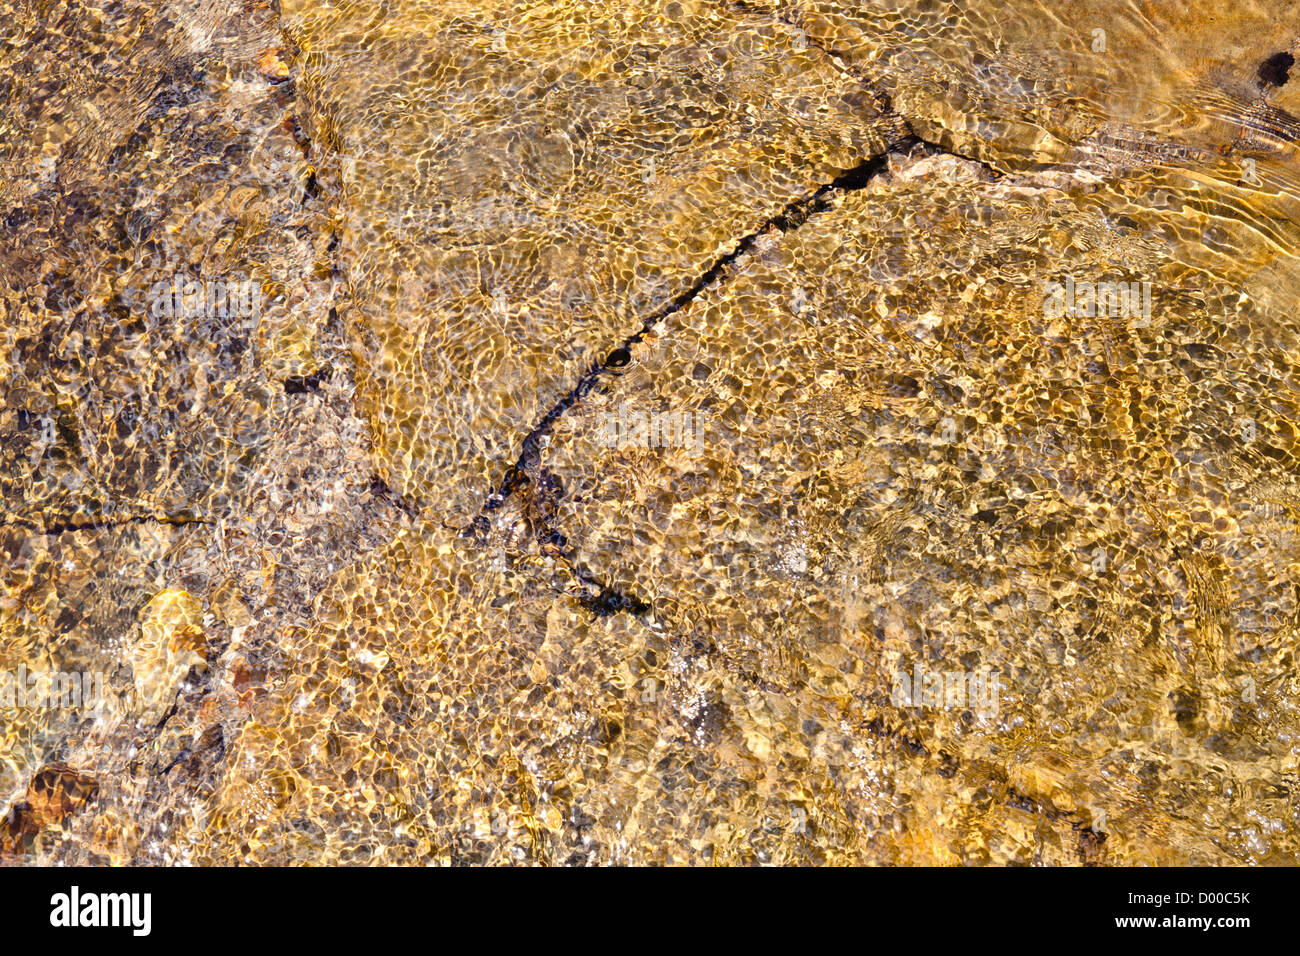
(3, 0), (1300, 864)
(285, 0), (905, 522)
(1, 0), (379, 862)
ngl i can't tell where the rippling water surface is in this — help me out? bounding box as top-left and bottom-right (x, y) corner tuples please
(2, 0), (1300, 864)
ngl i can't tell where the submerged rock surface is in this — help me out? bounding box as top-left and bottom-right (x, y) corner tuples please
(2, 0), (1299, 864)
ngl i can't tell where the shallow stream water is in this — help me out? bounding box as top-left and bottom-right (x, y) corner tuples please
(2, 0), (1299, 864)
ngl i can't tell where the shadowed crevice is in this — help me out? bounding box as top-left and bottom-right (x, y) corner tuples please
(455, 139), (919, 618)
(467, 137), (916, 537)
(8, 512), (212, 537)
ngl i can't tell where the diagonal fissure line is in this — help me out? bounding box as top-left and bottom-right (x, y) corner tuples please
(467, 136), (917, 538)
(6, 512), (212, 537)
(776, 12), (1013, 178)
(458, 138), (917, 620)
